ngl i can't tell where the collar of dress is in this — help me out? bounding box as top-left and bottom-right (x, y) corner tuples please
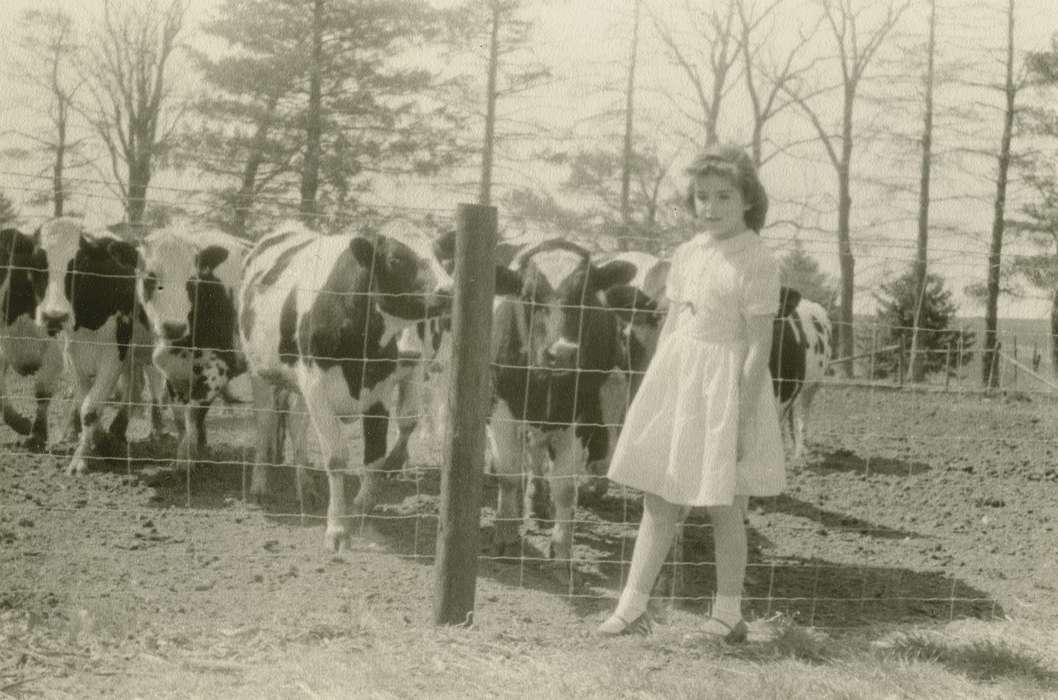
(687, 230), (756, 252)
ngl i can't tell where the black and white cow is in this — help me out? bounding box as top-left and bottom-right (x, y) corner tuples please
(238, 220), (454, 552)
(0, 227), (62, 450)
(772, 287), (832, 461)
(488, 239), (636, 571)
(32, 217), (164, 475)
(134, 227), (250, 471)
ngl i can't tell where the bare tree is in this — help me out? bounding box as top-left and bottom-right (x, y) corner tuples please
(980, 0), (1021, 388)
(907, 0), (938, 382)
(735, 0), (823, 170)
(784, 0), (910, 376)
(81, 0), (187, 230)
(647, 0), (744, 147)
(618, 0), (642, 250)
(6, 7), (89, 217)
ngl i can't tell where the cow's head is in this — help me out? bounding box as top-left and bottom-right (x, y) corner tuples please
(602, 254), (671, 379)
(32, 218), (138, 337)
(510, 239), (636, 373)
(349, 220), (453, 322)
(136, 229), (234, 343)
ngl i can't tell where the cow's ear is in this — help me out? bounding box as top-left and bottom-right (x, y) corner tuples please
(0, 229), (19, 263)
(107, 239), (140, 270)
(12, 230), (34, 259)
(433, 229), (456, 266)
(778, 286), (802, 317)
(349, 236), (379, 269)
(605, 285), (643, 311)
(494, 266), (522, 296)
(590, 260), (637, 291)
(196, 245), (229, 273)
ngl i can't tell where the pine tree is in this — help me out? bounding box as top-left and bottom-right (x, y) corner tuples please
(183, 0), (471, 235)
(872, 268), (974, 379)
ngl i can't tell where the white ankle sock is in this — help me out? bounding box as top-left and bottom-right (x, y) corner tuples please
(712, 594), (742, 626)
(615, 588), (650, 621)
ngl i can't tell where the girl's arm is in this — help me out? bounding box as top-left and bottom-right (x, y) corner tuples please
(738, 315), (774, 459)
(655, 301), (679, 347)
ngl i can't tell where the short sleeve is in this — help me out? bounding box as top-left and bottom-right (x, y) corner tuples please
(740, 244), (780, 318)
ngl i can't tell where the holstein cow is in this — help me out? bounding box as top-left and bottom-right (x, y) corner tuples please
(488, 239), (636, 573)
(134, 227), (250, 471)
(32, 217), (163, 474)
(589, 251), (671, 500)
(0, 227), (62, 449)
(238, 220), (454, 552)
(771, 287), (832, 461)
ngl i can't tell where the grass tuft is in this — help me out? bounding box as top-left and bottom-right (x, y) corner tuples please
(887, 632), (1058, 686)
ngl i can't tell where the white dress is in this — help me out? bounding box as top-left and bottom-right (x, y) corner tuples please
(606, 230), (785, 507)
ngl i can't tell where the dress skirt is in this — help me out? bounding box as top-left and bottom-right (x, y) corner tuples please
(606, 329), (785, 507)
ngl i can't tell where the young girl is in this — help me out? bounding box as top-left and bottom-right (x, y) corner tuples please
(598, 144), (784, 643)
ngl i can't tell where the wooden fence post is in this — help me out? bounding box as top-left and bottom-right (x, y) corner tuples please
(433, 203), (497, 626)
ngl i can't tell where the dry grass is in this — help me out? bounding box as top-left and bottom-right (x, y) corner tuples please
(9, 607), (1058, 699)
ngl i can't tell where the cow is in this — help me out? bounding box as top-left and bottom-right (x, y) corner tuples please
(772, 287), (832, 461)
(134, 227), (250, 472)
(31, 217), (165, 475)
(487, 238), (636, 577)
(238, 220), (455, 552)
(0, 227), (61, 450)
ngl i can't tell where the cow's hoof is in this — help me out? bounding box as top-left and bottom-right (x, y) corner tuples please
(66, 457), (88, 476)
(323, 527), (351, 554)
(490, 539), (523, 560)
(579, 476), (610, 505)
(546, 560), (584, 591)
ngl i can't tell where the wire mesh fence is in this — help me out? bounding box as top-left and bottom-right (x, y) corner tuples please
(0, 177), (1054, 635)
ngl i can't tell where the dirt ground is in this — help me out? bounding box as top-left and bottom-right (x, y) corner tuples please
(1, 381), (1057, 696)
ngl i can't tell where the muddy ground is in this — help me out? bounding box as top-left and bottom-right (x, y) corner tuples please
(1, 381), (1057, 696)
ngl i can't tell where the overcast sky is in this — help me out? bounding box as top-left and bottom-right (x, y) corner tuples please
(1, 0), (1058, 319)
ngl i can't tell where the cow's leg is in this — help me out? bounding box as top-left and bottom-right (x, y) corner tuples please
(354, 401), (389, 516)
(176, 400), (209, 472)
(488, 402), (525, 557)
(27, 343), (65, 452)
(248, 377), (277, 503)
(67, 355), (124, 475)
(0, 359), (32, 439)
(546, 424), (586, 588)
(382, 365), (416, 476)
(793, 383), (821, 463)
(302, 382), (351, 553)
(582, 370), (627, 503)
(287, 393), (319, 510)
(522, 431), (550, 527)
(143, 364), (169, 440)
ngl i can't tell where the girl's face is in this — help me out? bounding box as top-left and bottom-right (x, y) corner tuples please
(692, 172), (749, 241)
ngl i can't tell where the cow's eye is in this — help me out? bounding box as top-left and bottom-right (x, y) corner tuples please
(143, 273), (159, 296)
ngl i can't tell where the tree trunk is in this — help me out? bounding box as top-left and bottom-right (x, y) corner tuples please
(234, 93), (280, 237)
(300, 0), (324, 225)
(836, 86), (856, 378)
(53, 114), (66, 218)
(618, 0), (640, 253)
(479, 3), (501, 207)
(127, 154), (151, 231)
(1050, 286), (1058, 375)
(908, 0), (936, 383)
(983, 0), (1016, 388)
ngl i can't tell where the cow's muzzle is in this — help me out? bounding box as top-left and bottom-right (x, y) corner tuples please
(40, 311), (68, 337)
(161, 321), (189, 342)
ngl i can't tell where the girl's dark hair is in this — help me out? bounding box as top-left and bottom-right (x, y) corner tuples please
(683, 144), (768, 232)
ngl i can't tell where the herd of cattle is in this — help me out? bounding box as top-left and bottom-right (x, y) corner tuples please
(0, 217), (831, 563)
